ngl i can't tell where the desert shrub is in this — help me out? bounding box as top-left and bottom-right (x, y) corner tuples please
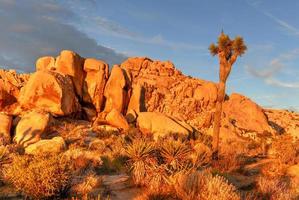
(71, 171), (101, 198)
(3, 153), (72, 199)
(99, 155), (127, 174)
(63, 149), (103, 173)
(159, 140), (192, 172)
(256, 176), (295, 200)
(269, 134), (299, 165)
(212, 141), (248, 173)
(0, 145), (9, 166)
(125, 139), (156, 186)
(173, 170), (240, 200)
(134, 189), (179, 200)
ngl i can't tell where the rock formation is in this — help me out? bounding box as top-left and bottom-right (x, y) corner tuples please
(0, 113), (12, 145)
(83, 58), (109, 112)
(18, 70), (80, 116)
(136, 112), (190, 140)
(14, 111), (52, 147)
(0, 50), (283, 148)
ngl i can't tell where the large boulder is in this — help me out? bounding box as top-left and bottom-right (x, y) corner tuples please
(0, 69), (28, 113)
(127, 83), (146, 113)
(103, 65), (131, 114)
(120, 57), (218, 129)
(54, 50), (85, 98)
(18, 70), (80, 116)
(25, 136), (66, 155)
(136, 112), (190, 140)
(223, 93), (272, 134)
(83, 58), (109, 112)
(14, 111), (51, 147)
(0, 113), (12, 145)
(36, 56), (55, 71)
(105, 109), (129, 131)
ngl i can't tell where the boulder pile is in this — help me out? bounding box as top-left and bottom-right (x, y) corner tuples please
(0, 50), (274, 150)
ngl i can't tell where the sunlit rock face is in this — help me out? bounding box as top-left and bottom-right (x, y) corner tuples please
(120, 57), (272, 136)
(18, 70), (80, 116)
(0, 50), (278, 147)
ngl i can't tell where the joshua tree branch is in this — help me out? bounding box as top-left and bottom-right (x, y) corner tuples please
(229, 53), (238, 65)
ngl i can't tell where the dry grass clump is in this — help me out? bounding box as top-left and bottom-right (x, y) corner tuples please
(172, 170), (240, 200)
(159, 140), (192, 172)
(71, 171), (102, 198)
(134, 189), (179, 200)
(3, 153), (72, 199)
(125, 139), (156, 186)
(256, 176), (296, 200)
(212, 140), (249, 173)
(0, 145), (9, 166)
(125, 137), (211, 189)
(269, 134), (299, 165)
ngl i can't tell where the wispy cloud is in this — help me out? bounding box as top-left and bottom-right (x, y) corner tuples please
(264, 12), (299, 36)
(246, 0), (299, 37)
(0, 0), (126, 71)
(265, 78), (299, 89)
(246, 48), (299, 88)
(83, 16), (204, 51)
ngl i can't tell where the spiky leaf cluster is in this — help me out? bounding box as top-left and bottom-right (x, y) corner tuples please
(209, 32), (247, 60)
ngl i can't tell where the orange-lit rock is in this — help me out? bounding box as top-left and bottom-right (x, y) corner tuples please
(25, 136), (66, 155)
(0, 113), (12, 145)
(223, 93), (272, 134)
(120, 57), (218, 129)
(36, 56), (55, 71)
(18, 70), (80, 116)
(14, 111), (51, 147)
(0, 69), (28, 113)
(103, 65), (131, 114)
(136, 112), (190, 140)
(83, 58), (109, 112)
(127, 83), (146, 113)
(54, 50), (85, 98)
(105, 108), (129, 131)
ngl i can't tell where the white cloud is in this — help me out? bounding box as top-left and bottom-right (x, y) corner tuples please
(83, 15), (204, 51)
(265, 78), (299, 89)
(264, 12), (299, 36)
(246, 48), (299, 88)
(0, 0), (126, 72)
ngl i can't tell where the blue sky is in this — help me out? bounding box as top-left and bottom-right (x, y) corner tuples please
(0, 0), (298, 111)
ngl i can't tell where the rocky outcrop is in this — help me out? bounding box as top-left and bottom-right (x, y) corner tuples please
(136, 112), (190, 140)
(103, 65), (131, 114)
(18, 70), (80, 116)
(0, 50), (279, 146)
(54, 50), (85, 99)
(127, 83), (146, 113)
(121, 57), (218, 129)
(14, 111), (52, 147)
(265, 109), (299, 140)
(121, 57), (272, 136)
(0, 69), (29, 113)
(223, 93), (272, 134)
(36, 56), (55, 71)
(25, 136), (66, 155)
(83, 58), (109, 112)
(106, 109), (129, 131)
(0, 113), (12, 145)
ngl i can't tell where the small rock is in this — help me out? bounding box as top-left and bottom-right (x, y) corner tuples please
(0, 113), (12, 145)
(14, 111), (51, 147)
(106, 109), (129, 131)
(25, 136), (66, 155)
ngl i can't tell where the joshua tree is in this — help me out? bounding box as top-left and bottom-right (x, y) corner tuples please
(209, 32), (247, 159)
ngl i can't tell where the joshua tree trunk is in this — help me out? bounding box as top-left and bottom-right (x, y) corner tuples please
(212, 54), (232, 159)
(212, 81), (226, 159)
(209, 32), (246, 159)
